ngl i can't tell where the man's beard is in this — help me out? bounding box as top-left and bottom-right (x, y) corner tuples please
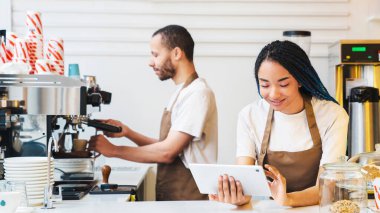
(158, 59), (175, 81)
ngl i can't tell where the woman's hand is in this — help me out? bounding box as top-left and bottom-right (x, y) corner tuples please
(264, 164), (291, 206)
(208, 174), (251, 206)
(99, 119), (130, 138)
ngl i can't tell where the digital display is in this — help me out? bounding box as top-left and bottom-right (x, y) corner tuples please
(352, 46), (366, 52)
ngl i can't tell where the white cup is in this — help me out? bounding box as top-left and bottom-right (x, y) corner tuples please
(6, 181), (28, 208)
(0, 192), (21, 213)
(0, 181), (22, 213)
(0, 180), (28, 208)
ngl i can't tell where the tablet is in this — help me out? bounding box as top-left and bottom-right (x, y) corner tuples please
(189, 163), (271, 197)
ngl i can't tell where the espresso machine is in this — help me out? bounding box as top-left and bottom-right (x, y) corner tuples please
(0, 74), (121, 200)
(329, 40), (380, 157)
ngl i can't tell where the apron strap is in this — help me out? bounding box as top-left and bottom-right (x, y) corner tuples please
(257, 107), (273, 166)
(257, 96), (321, 166)
(304, 96), (322, 147)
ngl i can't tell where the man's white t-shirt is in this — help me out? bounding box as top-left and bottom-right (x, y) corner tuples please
(236, 97), (349, 166)
(166, 78), (218, 168)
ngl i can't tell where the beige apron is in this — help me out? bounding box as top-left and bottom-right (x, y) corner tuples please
(258, 96), (322, 193)
(156, 72), (208, 201)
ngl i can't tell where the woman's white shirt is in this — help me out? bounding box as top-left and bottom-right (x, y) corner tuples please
(236, 97), (349, 166)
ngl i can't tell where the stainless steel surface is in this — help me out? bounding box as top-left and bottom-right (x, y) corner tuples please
(0, 100), (25, 108)
(0, 74), (85, 115)
(349, 102), (380, 156)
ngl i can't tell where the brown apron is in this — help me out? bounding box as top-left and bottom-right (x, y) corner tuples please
(156, 72), (208, 201)
(258, 96), (322, 193)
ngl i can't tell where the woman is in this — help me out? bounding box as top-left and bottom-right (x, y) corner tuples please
(209, 40), (348, 207)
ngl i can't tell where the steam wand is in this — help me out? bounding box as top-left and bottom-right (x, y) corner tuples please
(42, 134), (60, 209)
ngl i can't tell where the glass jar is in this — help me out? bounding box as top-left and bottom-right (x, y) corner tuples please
(282, 30), (311, 56)
(353, 144), (380, 196)
(319, 162), (367, 213)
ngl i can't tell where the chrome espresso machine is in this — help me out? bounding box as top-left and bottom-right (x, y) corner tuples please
(0, 74), (121, 200)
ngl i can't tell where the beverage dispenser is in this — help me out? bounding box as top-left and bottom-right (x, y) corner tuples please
(329, 40), (380, 157)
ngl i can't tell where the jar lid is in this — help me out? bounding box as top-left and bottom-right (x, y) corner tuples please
(356, 144), (380, 158)
(358, 151), (380, 158)
(323, 162), (361, 171)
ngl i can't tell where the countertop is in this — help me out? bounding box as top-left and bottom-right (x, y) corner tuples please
(34, 196), (320, 213)
(24, 164), (377, 213)
(31, 197), (379, 213)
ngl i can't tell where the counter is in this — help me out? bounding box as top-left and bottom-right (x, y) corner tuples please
(34, 196), (319, 213)
(24, 164), (377, 213)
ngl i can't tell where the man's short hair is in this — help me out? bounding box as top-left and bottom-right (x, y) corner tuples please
(152, 25), (194, 62)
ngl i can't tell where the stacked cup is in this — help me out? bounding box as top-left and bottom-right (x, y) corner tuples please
(26, 11), (44, 74)
(12, 38), (31, 73)
(0, 36), (12, 64)
(6, 32), (18, 59)
(68, 64), (80, 80)
(35, 59), (51, 75)
(46, 38), (64, 75)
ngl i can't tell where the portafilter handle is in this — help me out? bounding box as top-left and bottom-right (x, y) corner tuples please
(101, 165), (111, 184)
(86, 119), (122, 133)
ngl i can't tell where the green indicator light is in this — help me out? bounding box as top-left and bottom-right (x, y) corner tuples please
(352, 46), (366, 52)
(368, 56), (372, 59)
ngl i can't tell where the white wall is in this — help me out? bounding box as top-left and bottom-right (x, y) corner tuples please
(2, 0), (380, 163)
(1, 0), (379, 184)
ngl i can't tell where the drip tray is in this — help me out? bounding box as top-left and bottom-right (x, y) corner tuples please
(89, 185), (137, 195)
(53, 180), (97, 200)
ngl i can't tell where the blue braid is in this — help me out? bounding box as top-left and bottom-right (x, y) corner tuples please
(254, 40), (338, 104)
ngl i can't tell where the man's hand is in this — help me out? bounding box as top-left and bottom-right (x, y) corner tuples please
(208, 174), (251, 206)
(99, 119), (129, 138)
(88, 134), (117, 157)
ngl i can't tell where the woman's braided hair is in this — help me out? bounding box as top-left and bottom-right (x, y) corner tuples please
(254, 40), (338, 104)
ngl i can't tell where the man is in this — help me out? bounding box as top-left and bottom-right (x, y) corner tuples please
(88, 25), (218, 201)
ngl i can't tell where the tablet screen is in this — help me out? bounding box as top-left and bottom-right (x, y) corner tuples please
(189, 163), (271, 197)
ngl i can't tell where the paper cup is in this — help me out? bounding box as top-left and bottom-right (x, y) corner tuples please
(35, 59), (50, 74)
(6, 32), (18, 57)
(46, 38), (64, 61)
(14, 39), (29, 59)
(26, 11), (43, 35)
(374, 178), (380, 210)
(48, 60), (64, 75)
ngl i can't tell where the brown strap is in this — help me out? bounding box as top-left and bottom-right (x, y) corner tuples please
(257, 96), (321, 166)
(304, 97), (322, 147)
(258, 107), (273, 166)
(168, 72), (199, 111)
